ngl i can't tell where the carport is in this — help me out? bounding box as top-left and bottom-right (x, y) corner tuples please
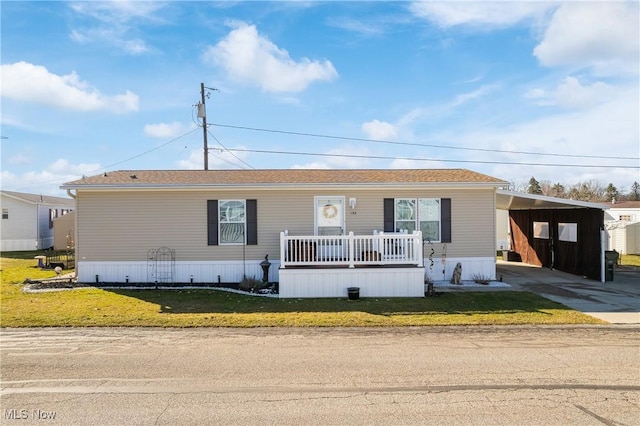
(496, 190), (607, 282)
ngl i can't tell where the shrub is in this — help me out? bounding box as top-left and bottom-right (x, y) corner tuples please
(472, 274), (492, 285)
(239, 276), (265, 292)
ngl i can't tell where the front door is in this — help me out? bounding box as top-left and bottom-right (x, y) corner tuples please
(315, 196), (345, 260)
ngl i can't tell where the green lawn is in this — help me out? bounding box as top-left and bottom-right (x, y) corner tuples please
(1, 253), (605, 327)
(620, 254), (640, 267)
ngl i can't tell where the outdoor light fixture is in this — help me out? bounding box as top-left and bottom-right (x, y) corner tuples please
(349, 198), (357, 209)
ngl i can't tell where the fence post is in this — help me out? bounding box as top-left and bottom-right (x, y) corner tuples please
(348, 232), (355, 268)
(280, 232), (286, 269)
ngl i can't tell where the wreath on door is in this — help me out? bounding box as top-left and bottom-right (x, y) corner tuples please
(323, 204), (338, 219)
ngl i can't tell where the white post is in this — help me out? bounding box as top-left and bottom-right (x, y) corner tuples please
(348, 232), (355, 268)
(280, 232), (286, 269)
(415, 231), (424, 267)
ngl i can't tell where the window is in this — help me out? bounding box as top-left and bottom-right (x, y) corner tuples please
(395, 199), (417, 233)
(558, 223), (578, 242)
(394, 198), (442, 242)
(207, 199), (257, 246)
(219, 200), (246, 244)
(620, 215), (632, 221)
(2, 208), (7, 219)
(48, 209), (58, 229)
(419, 198), (441, 241)
(533, 222), (549, 239)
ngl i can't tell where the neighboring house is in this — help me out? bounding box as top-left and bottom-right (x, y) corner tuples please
(604, 201), (640, 222)
(0, 190), (75, 251)
(53, 210), (76, 251)
(605, 201), (640, 255)
(62, 169), (508, 298)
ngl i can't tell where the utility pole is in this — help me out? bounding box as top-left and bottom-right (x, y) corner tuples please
(200, 82), (209, 171)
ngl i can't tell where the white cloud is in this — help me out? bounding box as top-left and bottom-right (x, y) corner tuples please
(144, 122), (188, 139)
(389, 157), (447, 169)
(409, 1), (554, 29)
(176, 147), (251, 170)
(0, 159), (101, 196)
(203, 22), (338, 93)
(292, 145), (374, 169)
(525, 76), (614, 109)
(455, 83), (639, 188)
(327, 17), (385, 37)
(370, 84), (497, 136)
(69, 1), (165, 22)
(361, 120), (398, 141)
(533, 2), (639, 75)
(68, 1), (166, 54)
(0, 62), (139, 113)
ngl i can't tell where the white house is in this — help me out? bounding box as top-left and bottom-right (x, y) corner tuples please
(605, 201), (640, 255)
(1, 190), (75, 251)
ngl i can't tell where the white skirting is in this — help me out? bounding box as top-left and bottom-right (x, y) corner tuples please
(76, 256), (496, 298)
(279, 267), (425, 298)
(77, 260), (282, 284)
(1, 239), (43, 252)
(423, 257), (496, 283)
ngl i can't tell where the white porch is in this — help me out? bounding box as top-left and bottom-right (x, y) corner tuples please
(278, 231), (426, 298)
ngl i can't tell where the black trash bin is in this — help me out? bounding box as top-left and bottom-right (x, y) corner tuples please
(604, 251), (619, 282)
(347, 287), (360, 300)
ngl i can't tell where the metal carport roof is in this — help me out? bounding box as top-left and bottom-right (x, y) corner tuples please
(496, 189), (607, 211)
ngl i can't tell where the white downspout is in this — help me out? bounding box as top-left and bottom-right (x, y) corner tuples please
(66, 189), (78, 279)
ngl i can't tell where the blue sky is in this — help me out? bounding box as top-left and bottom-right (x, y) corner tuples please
(1, 1), (639, 197)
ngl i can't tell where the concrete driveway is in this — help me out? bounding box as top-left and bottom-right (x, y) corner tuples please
(496, 260), (640, 324)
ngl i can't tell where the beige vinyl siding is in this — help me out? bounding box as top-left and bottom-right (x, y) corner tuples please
(53, 211), (75, 250)
(76, 187), (496, 261)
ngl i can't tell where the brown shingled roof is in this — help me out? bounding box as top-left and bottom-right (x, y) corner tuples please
(62, 169), (507, 188)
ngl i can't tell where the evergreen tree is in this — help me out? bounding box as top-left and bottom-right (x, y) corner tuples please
(605, 183), (619, 202)
(527, 177), (542, 195)
(551, 182), (566, 198)
(630, 181), (640, 201)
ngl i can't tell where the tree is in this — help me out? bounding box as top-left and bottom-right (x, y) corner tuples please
(567, 180), (605, 202)
(527, 177), (542, 195)
(630, 181), (640, 201)
(605, 183), (619, 202)
(551, 182), (566, 198)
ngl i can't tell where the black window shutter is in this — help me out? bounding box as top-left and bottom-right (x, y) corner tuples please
(207, 200), (218, 246)
(441, 198), (452, 243)
(246, 199), (257, 245)
(383, 198), (394, 232)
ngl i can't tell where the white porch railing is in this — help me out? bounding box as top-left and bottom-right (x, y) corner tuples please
(280, 231), (424, 268)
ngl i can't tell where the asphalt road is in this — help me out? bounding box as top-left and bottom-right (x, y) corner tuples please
(1, 327), (639, 425)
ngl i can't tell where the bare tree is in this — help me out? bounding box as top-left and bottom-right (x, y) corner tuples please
(567, 180), (606, 202)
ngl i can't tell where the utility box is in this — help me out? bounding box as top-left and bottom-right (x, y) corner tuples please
(604, 250), (619, 281)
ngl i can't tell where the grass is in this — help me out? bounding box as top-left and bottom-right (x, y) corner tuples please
(1, 252), (606, 327)
(620, 254), (640, 267)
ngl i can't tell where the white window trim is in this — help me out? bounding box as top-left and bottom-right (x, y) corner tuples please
(394, 198), (442, 242)
(218, 199), (247, 245)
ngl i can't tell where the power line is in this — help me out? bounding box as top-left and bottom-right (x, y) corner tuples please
(13, 127), (202, 190)
(100, 127), (200, 171)
(225, 147), (640, 169)
(211, 122), (639, 161)
(207, 129), (255, 170)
